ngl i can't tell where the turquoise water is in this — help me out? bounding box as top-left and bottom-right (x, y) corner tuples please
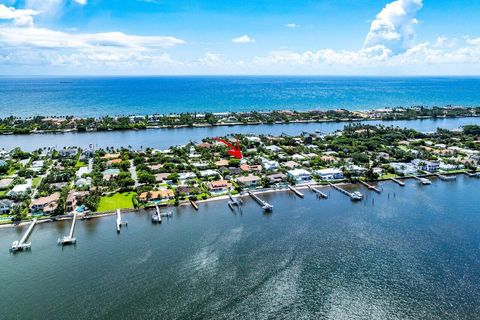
(1, 176), (479, 319)
(1, 76), (480, 117)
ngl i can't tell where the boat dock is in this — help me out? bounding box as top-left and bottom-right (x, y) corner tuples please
(58, 213), (77, 245)
(116, 209), (128, 233)
(413, 176), (431, 185)
(390, 178), (405, 186)
(308, 185), (328, 198)
(10, 219), (37, 252)
(435, 173), (457, 181)
(190, 199), (199, 210)
(152, 206), (162, 223)
(247, 191), (273, 212)
(359, 180), (381, 193)
(288, 185), (304, 198)
(328, 183), (363, 201)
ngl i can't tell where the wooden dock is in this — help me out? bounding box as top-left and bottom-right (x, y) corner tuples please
(328, 183), (363, 201)
(390, 177), (405, 186)
(58, 213), (77, 245)
(359, 180), (381, 193)
(116, 209), (128, 233)
(247, 191), (273, 212)
(288, 185), (304, 198)
(435, 173), (456, 181)
(308, 185), (328, 198)
(413, 176), (431, 185)
(10, 219), (37, 252)
(190, 199), (199, 210)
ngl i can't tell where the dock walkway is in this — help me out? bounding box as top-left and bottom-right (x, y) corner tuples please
(308, 185), (328, 198)
(288, 185), (304, 198)
(390, 178), (405, 186)
(328, 183), (363, 201)
(359, 180), (381, 193)
(248, 191), (273, 211)
(10, 219), (37, 252)
(58, 213), (77, 245)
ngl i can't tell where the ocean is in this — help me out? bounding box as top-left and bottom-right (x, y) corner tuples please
(1, 177), (479, 319)
(1, 76), (480, 117)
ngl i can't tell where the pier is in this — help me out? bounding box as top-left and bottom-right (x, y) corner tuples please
(435, 173), (457, 181)
(116, 209), (128, 233)
(288, 185), (304, 198)
(248, 191), (273, 212)
(308, 185), (328, 199)
(328, 183), (363, 201)
(413, 176), (431, 185)
(10, 219), (37, 252)
(390, 177), (405, 186)
(359, 180), (381, 193)
(58, 213), (77, 245)
(152, 206), (162, 223)
(190, 198), (199, 210)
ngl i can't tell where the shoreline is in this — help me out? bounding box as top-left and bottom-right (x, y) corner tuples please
(2, 106), (478, 136)
(0, 173), (459, 229)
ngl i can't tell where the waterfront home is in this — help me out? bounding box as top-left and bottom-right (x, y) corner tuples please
(176, 186), (201, 196)
(236, 175), (262, 188)
(66, 190), (89, 212)
(287, 169), (312, 182)
(207, 180), (232, 193)
(0, 178), (14, 189)
(30, 192), (60, 214)
(389, 162), (418, 176)
(139, 189), (175, 203)
(315, 168), (344, 180)
(0, 199), (14, 214)
(412, 159), (440, 172)
(345, 165), (368, 176)
(267, 173), (287, 184)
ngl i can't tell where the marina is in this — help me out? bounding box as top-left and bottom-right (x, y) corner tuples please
(58, 213), (77, 245)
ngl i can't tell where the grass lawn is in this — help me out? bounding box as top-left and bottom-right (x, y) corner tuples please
(75, 160), (87, 168)
(380, 173), (398, 179)
(32, 177), (41, 188)
(0, 190), (7, 197)
(97, 192), (136, 212)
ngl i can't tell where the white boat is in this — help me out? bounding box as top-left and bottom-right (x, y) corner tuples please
(351, 191), (363, 201)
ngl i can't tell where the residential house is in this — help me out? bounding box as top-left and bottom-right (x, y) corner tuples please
(315, 168), (344, 180)
(0, 178), (13, 190)
(0, 199), (14, 214)
(207, 180), (232, 193)
(412, 159), (439, 172)
(138, 189), (175, 202)
(267, 173), (287, 184)
(390, 162), (418, 175)
(236, 175), (262, 188)
(30, 193), (60, 214)
(287, 169), (312, 182)
(283, 160), (301, 169)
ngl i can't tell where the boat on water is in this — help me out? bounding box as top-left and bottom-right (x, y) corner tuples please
(262, 204), (273, 212)
(420, 178), (431, 185)
(351, 191), (363, 201)
(160, 211), (173, 217)
(151, 214), (161, 223)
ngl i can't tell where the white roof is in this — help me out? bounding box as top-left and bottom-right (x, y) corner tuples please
(316, 168), (342, 174)
(288, 169), (311, 176)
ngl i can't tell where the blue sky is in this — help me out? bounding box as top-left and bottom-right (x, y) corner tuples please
(0, 0), (479, 75)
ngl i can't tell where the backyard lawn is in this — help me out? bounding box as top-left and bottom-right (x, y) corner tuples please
(97, 192), (136, 212)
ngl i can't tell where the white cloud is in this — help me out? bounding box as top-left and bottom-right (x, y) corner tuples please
(364, 0), (423, 54)
(232, 34), (255, 44)
(74, 0), (87, 5)
(0, 4), (39, 27)
(286, 23), (298, 28)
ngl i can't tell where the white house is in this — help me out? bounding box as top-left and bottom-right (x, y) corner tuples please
(390, 162), (418, 175)
(315, 168), (344, 180)
(287, 169), (312, 182)
(412, 159), (439, 172)
(260, 157), (279, 171)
